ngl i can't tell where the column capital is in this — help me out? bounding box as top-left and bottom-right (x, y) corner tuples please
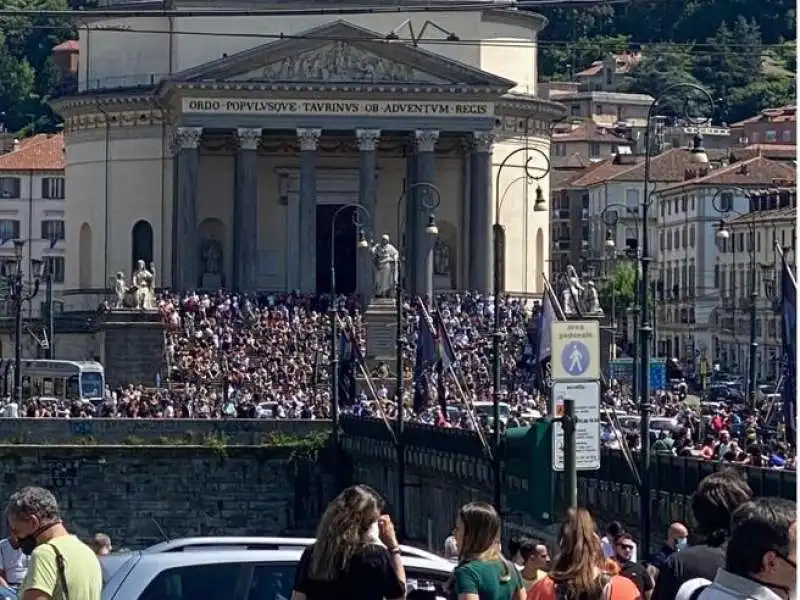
(236, 128), (262, 151)
(472, 131), (496, 153)
(414, 130), (439, 153)
(356, 129), (381, 152)
(175, 127), (203, 150)
(297, 128), (322, 151)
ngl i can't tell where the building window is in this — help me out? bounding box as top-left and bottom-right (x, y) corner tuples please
(0, 178), (20, 199)
(689, 226), (696, 248)
(765, 130), (777, 143)
(589, 143), (601, 158)
(43, 256), (65, 283)
(570, 105), (580, 117)
(782, 129), (792, 142)
(659, 231), (665, 251)
(41, 177), (65, 200)
(681, 195), (688, 212)
(625, 188), (639, 209)
(0, 220), (20, 241)
(681, 228), (687, 248)
(41, 220), (65, 242)
(717, 192), (733, 213)
(596, 104), (604, 115)
(714, 264), (720, 288)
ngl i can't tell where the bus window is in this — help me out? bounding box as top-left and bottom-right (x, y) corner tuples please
(80, 372), (104, 399)
(53, 378), (65, 399)
(66, 375), (80, 400)
(42, 377), (55, 396)
(21, 375), (32, 400)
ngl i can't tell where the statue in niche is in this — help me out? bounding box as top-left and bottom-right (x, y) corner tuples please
(562, 264), (585, 316)
(433, 239), (452, 277)
(200, 238), (224, 289)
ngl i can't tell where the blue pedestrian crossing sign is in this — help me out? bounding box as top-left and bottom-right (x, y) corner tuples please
(561, 341), (590, 376)
(551, 320), (600, 381)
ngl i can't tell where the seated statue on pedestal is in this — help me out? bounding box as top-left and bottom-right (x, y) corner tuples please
(371, 234), (399, 298)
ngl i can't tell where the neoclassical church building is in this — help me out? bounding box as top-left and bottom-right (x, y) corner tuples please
(53, 1), (564, 305)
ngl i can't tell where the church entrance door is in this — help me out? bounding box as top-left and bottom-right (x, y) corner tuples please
(316, 204), (357, 294)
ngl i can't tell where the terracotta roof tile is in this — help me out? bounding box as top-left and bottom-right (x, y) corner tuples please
(658, 156), (796, 194)
(726, 205), (796, 225)
(730, 105), (796, 126)
(732, 145), (796, 161)
(53, 40), (79, 52)
(0, 134), (65, 171)
(551, 153), (593, 170)
(567, 157), (639, 188)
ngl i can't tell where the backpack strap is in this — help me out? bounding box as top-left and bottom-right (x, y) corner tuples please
(46, 543), (69, 600)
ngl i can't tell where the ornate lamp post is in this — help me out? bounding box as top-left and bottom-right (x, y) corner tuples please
(639, 83), (714, 553)
(712, 187), (758, 405)
(491, 146), (549, 515)
(4, 240), (44, 404)
(329, 203), (371, 444)
(395, 181), (440, 540)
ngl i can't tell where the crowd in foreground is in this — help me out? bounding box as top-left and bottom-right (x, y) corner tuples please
(0, 464), (793, 600)
(6, 291), (794, 468)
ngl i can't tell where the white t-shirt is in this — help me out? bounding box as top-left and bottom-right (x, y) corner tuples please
(0, 538), (29, 586)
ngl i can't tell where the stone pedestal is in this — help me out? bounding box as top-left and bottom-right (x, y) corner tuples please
(364, 298), (397, 368)
(99, 310), (165, 387)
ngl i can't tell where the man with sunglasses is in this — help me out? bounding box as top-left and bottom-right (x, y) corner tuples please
(612, 532), (654, 598)
(676, 497), (796, 600)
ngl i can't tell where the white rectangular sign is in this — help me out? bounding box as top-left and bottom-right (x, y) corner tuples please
(551, 380), (601, 471)
(550, 320), (600, 381)
(181, 98), (494, 118)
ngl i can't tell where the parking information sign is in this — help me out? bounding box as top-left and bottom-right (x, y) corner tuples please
(550, 321), (600, 381)
(551, 381), (601, 471)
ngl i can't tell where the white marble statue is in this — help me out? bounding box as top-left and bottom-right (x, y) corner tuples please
(562, 264), (585, 316)
(131, 260), (155, 310)
(148, 261), (157, 303)
(371, 234), (399, 298)
(114, 272), (126, 309)
(584, 281), (604, 315)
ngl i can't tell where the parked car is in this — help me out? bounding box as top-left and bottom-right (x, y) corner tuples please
(101, 537), (454, 600)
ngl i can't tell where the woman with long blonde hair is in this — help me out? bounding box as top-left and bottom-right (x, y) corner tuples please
(291, 485), (406, 600)
(450, 502), (526, 600)
(527, 509), (640, 600)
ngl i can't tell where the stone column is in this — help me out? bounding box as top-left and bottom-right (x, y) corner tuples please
(356, 129), (380, 299)
(414, 130), (439, 302)
(234, 128), (261, 293)
(469, 131), (494, 294)
(172, 127), (202, 291)
(297, 128), (321, 294)
(404, 143), (417, 295)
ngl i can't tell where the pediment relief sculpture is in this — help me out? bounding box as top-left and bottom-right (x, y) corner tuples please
(229, 41), (447, 84)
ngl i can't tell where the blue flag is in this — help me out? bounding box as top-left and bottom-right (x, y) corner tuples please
(433, 311), (457, 370)
(780, 255), (796, 443)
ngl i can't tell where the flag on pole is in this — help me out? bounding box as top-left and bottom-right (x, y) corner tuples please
(780, 252), (796, 443)
(413, 305), (437, 413)
(338, 330), (357, 406)
(432, 310), (457, 370)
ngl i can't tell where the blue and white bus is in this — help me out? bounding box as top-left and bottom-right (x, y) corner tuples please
(1, 359), (105, 403)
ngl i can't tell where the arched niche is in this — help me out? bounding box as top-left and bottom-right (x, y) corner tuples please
(78, 223), (92, 288)
(433, 220), (458, 291)
(131, 220), (154, 276)
(198, 218), (227, 289)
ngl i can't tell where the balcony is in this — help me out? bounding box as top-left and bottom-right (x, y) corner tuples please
(75, 73), (168, 94)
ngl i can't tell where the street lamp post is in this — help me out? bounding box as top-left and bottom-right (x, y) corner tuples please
(395, 181), (441, 540)
(602, 206), (640, 404)
(713, 187), (759, 405)
(4, 240), (44, 404)
(329, 203), (371, 445)
(639, 82), (713, 553)
(491, 146), (549, 515)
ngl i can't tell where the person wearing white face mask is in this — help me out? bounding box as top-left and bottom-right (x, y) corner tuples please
(649, 522), (689, 572)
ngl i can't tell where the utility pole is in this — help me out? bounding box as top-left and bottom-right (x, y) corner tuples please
(560, 398), (578, 508)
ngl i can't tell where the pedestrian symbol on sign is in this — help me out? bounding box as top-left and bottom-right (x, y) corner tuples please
(560, 340), (590, 377)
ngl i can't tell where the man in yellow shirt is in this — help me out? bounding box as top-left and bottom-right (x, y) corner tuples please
(6, 486), (101, 600)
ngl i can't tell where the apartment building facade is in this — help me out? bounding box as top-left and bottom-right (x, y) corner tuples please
(730, 105), (796, 146)
(652, 156), (796, 378)
(0, 134), (66, 315)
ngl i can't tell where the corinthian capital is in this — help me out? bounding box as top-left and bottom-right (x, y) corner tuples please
(356, 129), (381, 152)
(175, 127), (203, 150)
(236, 128), (262, 151)
(414, 130), (439, 153)
(472, 131), (495, 153)
(297, 128), (322, 151)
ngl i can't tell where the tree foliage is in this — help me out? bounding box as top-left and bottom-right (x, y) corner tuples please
(598, 262), (638, 316)
(537, 0), (796, 124)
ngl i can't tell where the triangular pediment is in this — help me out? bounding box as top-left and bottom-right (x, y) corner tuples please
(170, 21), (516, 89)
